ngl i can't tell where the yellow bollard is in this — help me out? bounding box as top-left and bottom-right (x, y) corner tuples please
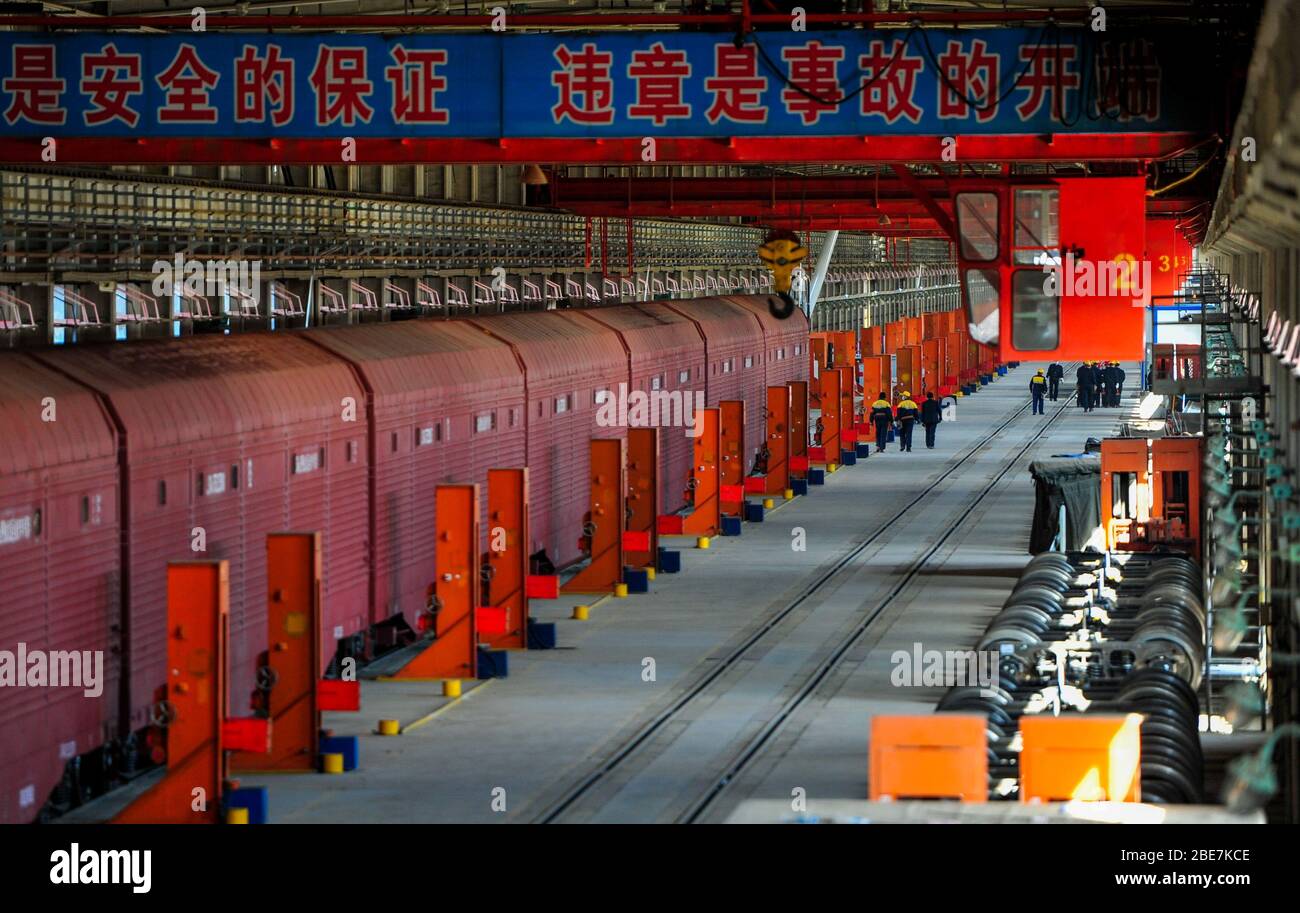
(226, 806), (250, 824)
(321, 752), (346, 774)
(377, 718), (400, 736)
(646, 567), (656, 581)
(828, 463), (839, 473)
(763, 498), (775, 509)
(784, 488), (795, 500)
(443, 679), (462, 698)
(697, 536), (711, 549)
(614, 582), (629, 598)
(573, 604), (590, 620)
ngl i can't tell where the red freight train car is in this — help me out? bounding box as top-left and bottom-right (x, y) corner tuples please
(0, 359), (120, 825)
(579, 306), (706, 515)
(724, 294), (809, 391)
(0, 294), (808, 821)
(661, 299), (767, 460)
(306, 320), (527, 631)
(31, 335), (369, 729)
(471, 311), (628, 568)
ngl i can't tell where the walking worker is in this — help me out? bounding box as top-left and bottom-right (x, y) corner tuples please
(895, 391), (920, 452)
(920, 391), (943, 449)
(1076, 362), (1095, 412)
(1102, 362), (1120, 407)
(1046, 362), (1064, 401)
(1030, 369), (1048, 415)
(869, 391), (893, 453)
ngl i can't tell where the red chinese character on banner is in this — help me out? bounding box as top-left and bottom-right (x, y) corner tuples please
(156, 43), (220, 123)
(626, 42), (691, 126)
(1015, 43), (1079, 121)
(704, 44), (767, 124)
(1094, 39), (1160, 122)
(937, 39), (1000, 123)
(551, 43), (614, 125)
(2, 46), (66, 126)
(858, 39), (923, 124)
(781, 41), (844, 126)
(385, 46), (449, 124)
(309, 47), (375, 126)
(79, 43), (143, 127)
(235, 44), (294, 126)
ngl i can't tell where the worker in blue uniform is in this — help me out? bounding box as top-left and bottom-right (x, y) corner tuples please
(1030, 369), (1048, 415)
(1091, 362), (1105, 409)
(869, 391), (893, 453)
(1046, 362), (1064, 401)
(1102, 362), (1119, 407)
(1076, 362), (1095, 412)
(1114, 364), (1126, 406)
(895, 391), (920, 452)
(920, 391), (943, 448)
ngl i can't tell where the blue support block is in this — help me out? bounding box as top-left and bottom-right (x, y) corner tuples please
(744, 502), (765, 522)
(840, 450), (857, 466)
(319, 734), (359, 772)
(791, 478), (809, 496)
(476, 646), (509, 680)
(808, 468), (826, 485)
(856, 442), (872, 458)
(624, 567), (650, 593)
(997, 365), (1008, 376)
(721, 515), (743, 536)
(226, 786), (270, 824)
(657, 547), (682, 573)
(527, 619), (557, 650)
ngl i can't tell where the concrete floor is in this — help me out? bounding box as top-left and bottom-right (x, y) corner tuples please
(253, 364), (1141, 824)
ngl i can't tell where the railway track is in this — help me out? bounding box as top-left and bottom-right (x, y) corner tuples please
(533, 369), (1080, 824)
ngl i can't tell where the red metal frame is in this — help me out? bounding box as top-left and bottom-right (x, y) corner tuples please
(625, 428), (660, 569)
(392, 485), (479, 680)
(562, 438), (627, 594)
(667, 407), (720, 537)
(484, 468), (529, 650)
(0, 134), (1204, 167)
(762, 385), (791, 496)
(233, 532), (325, 773)
(787, 381), (809, 478)
(114, 561), (229, 824)
(815, 368), (841, 465)
(719, 400), (745, 517)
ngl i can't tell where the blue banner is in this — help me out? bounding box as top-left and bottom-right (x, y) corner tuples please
(0, 29), (1200, 138)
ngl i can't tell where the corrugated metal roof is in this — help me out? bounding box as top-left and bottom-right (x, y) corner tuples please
(34, 334), (361, 457)
(0, 353), (117, 476)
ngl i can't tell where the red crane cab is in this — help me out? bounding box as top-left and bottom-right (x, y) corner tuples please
(954, 176), (1148, 362)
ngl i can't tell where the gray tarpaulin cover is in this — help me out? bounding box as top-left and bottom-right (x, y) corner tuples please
(1028, 457), (1101, 554)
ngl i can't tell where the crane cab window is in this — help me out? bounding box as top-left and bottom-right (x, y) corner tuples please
(1011, 270), (1059, 350)
(1013, 189), (1060, 267)
(955, 193), (999, 262)
(964, 269), (1000, 345)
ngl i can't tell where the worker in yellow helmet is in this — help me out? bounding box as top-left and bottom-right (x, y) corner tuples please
(869, 391), (893, 453)
(1030, 368), (1048, 415)
(895, 391), (920, 452)
(1075, 362), (1095, 413)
